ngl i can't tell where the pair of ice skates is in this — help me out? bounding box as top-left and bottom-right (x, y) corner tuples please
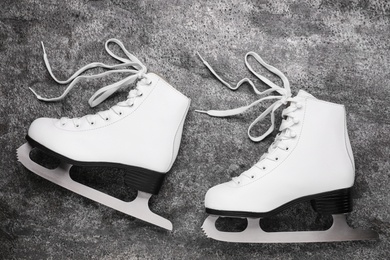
(17, 39), (378, 243)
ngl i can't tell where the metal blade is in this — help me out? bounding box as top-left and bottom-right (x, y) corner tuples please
(17, 143), (173, 231)
(202, 214), (378, 243)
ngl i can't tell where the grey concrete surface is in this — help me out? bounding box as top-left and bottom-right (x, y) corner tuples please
(0, 0), (389, 259)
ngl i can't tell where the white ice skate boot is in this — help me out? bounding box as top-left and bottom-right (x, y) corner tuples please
(196, 52), (378, 242)
(17, 39), (191, 230)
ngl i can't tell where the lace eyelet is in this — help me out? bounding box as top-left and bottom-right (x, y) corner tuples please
(286, 147), (289, 151)
(262, 166), (266, 170)
(119, 112), (123, 115)
(105, 118), (109, 121)
(91, 122), (94, 125)
(275, 157), (279, 161)
(76, 125), (80, 128)
(251, 175), (254, 179)
(145, 78), (152, 85)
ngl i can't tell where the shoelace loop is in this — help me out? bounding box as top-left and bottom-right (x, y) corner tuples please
(233, 100), (301, 184)
(196, 51), (292, 142)
(30, 38), (148, 108)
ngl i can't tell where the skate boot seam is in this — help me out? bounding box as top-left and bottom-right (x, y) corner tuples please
(165, 98), (191, 172)
(342, 107), (355, 177)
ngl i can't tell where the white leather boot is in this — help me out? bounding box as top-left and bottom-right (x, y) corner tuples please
(198, 52), (378, 242)
(205, 89), (355, 215)
(17, 39), (191, 230)
(26, 72), (190, 192)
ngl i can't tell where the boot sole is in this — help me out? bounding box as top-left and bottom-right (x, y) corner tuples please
(26, 135), (166, 195)
(206, 188), (352, 218)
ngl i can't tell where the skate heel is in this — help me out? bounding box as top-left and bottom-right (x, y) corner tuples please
(311, 188), (352, 214)
(124, 167), (166, 195)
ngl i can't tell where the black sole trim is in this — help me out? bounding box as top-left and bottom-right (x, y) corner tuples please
(26, 135), (166, 195)
(205, 188), (353, 218)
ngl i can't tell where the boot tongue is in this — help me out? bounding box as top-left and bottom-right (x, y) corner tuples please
(296, 89), (316, 99)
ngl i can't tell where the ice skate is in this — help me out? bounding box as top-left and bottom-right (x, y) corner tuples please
(17, 39), (191, 230)
(196, 52), (378, 242)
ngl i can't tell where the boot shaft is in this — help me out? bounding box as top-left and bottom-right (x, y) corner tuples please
(254, 91), (355, 192)
(290, 91), (355, 181)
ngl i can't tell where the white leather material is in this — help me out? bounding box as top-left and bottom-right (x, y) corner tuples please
(28, 73), (191, 173)
(205, 90), (355, 212)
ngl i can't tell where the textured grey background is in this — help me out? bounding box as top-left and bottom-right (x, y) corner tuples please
(0, 0), (389, 259)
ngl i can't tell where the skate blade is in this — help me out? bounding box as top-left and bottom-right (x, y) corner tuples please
(17, 143), (173, 231)
(202, 215), (378, 243)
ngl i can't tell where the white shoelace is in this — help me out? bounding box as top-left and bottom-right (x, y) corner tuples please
(30, 38), (150, 108)
(195, 51), (293, 142)
(234, 102), (301, 184)
(196, 52), (303, 184)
